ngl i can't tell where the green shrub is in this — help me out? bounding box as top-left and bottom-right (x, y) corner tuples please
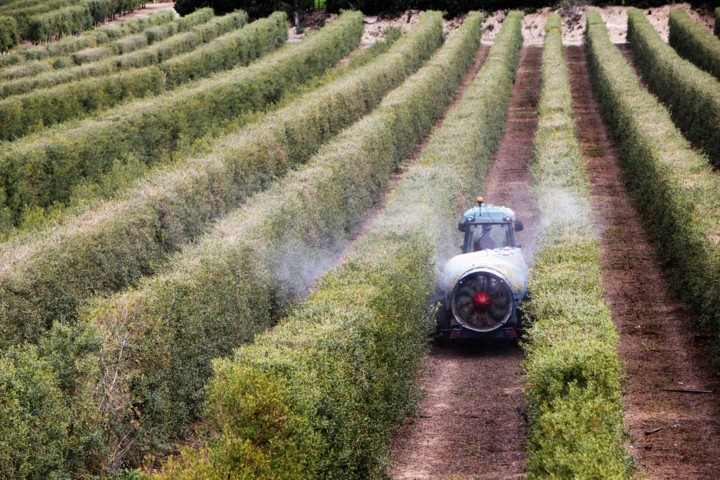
(160, 11), (283, 87)
(0, 10), (236, 97)
(0, 13), (440, 474)
(0, 11), (361, 347)
(0, 323), (104, 478)
(715, 7), (719, 36)
(0, 9), (173, 68)
(71, 43), (116, 64)
(0, 15), (18, 52)
(0, 12), (297, 220)
(26, 3), (94, 42)
(586, 10), (720, 353)
(0, 58), (49, 79)
(0, 66), (164, 141)
(155, 12), (524, 478)
(117, 9), (251, 70)
(523, 14), (629, 478)
(669, 8), (720, 80)
(628, 8), (720, 166)
(76, 10), (451, 465)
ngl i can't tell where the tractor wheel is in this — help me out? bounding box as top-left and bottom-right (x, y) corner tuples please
(432, 302), (452, 346)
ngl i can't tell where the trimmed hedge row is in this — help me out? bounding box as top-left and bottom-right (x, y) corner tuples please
(158, 235), (437, 479)
(0, 9), (175, 66)
(523, 14), (629, 478)
(114, 10), (248, 69)
(669, 8), (720, 80)
(0, 66), (164, 141)
(159, 13), (287, 87)
(25, 2), (92, 42)
(0, 10), (302, 224)
(0, 9), (238, 98)
(0, 0), (72, 15)
(155, 12), (523, 478)
(0, 14), (410, 477)
(0, 11), (363, 348)
(78, 9), (450, 464)
(0, 11), (263, 141)
(70, 8), (217, 65)
(627, 8), (720, 167)
(587, 11), (720, 350)
(18, 0), (148, 41)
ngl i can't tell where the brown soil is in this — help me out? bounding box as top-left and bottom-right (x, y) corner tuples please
(389, 47), (542, 479)
(566, 45), (720, 479)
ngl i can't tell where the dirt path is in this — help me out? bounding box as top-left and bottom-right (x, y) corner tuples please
(389, 46), (542, 480)
(567, 45), (720, 479)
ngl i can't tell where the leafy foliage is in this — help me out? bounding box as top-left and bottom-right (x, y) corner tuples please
(0, 15), (18, 51)
(0, 66), (164, 141)
(0, 9), (230, 98)
(0, 11), (294, 227)
(523, 14), (630, 478)
(627, 8), (720, 167)
(0, 323), (104, 478)
(0, 9), (363, 380)
(669, 8), (720, 81)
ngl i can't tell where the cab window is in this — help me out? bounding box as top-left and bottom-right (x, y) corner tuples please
(471, 223), (511, 251)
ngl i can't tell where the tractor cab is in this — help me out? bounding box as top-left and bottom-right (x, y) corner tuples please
(458, 197), (524, 253)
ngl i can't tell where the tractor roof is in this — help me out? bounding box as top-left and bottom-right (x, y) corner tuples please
(460, 202), (517, 225)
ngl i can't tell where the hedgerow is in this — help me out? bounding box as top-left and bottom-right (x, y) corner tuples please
(0, 11), (312, 223)
(154, 12), (523, 479)
(0, 59), (49, 80)
(0, 66), (164, 141)
(0, 9), (238, 98)
(627, 8), (720, 166)
(0, 12), (257, 141)
(17, 0), (147, 41)
(70, 9), (218, 66)
(0, 323), (104, 478)
(159, 12), (287, 87)
(25, 3), (94, 42)
(75, 10), (450, 465)
(523, 14), (629, 478)
(0, 10), (362, 348)
(0, 15), (439, 474)
(10, 9), (175, 63)
(669, 8), (720, 80)
(0, 15), (18, 51)
(587, 11), (720, 351)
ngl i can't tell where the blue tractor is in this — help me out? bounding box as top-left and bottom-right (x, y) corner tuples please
(435, 197), (529, 342)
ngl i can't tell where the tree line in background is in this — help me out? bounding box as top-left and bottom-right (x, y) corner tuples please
(174, 0), (718, 19)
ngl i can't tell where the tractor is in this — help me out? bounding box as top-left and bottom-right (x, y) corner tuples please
(434, 197), (529, 342)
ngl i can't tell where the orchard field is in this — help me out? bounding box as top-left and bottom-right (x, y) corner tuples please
(1, 1), (720, 478)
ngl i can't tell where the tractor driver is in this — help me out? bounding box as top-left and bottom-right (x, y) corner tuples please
(473, 224), (498, 251)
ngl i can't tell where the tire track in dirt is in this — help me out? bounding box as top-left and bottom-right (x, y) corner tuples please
(567, 45), (720, 479)
(389, 46), (542, 480)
